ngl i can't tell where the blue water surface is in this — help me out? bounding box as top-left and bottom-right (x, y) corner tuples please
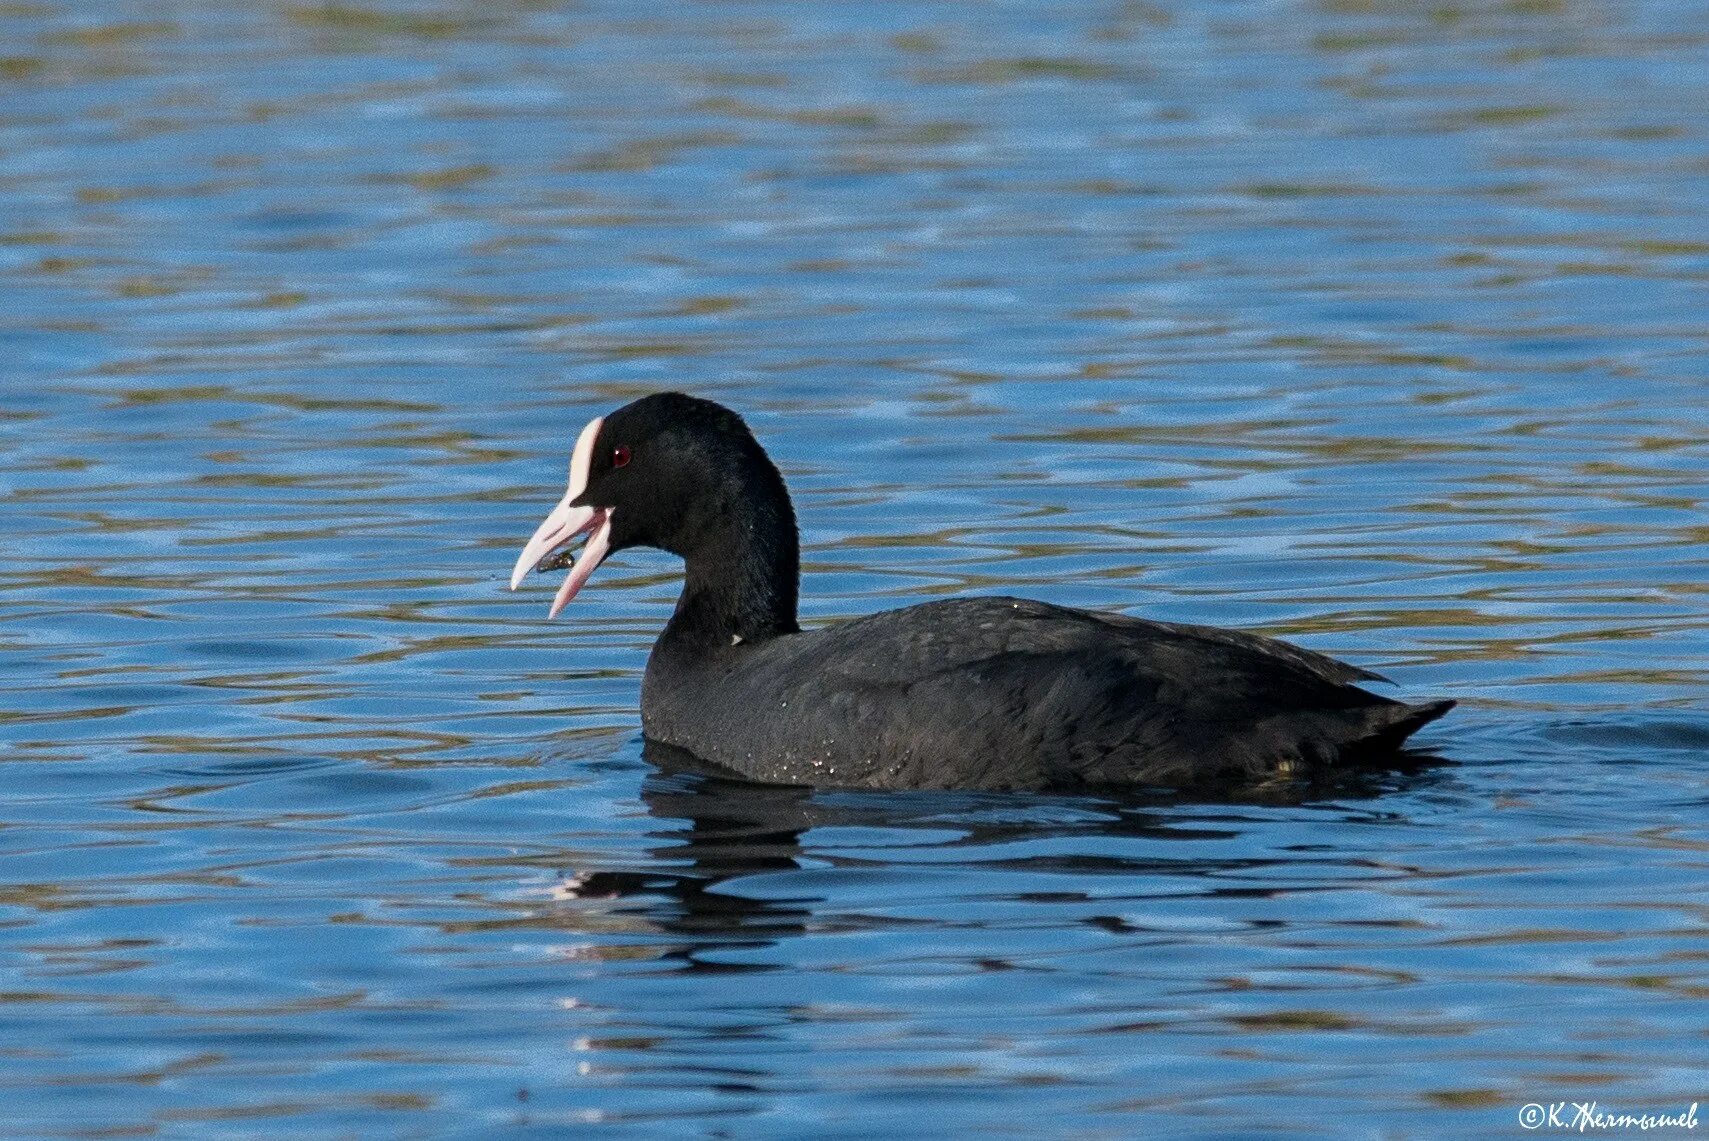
(0, 1), (1705, 1135)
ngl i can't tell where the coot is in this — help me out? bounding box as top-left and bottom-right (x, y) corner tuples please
(510, 393), (1453, 791)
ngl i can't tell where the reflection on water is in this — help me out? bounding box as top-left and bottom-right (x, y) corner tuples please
(1, 0), (1705, 1133)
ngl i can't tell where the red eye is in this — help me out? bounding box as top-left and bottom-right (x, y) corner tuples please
(612, 445), (631, 469)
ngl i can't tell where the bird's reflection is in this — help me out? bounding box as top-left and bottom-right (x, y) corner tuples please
(543, 740), (1451, 963)
(546, 743), (819, 964)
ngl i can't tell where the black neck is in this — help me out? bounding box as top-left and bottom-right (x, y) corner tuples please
(660, 480), (800, 652)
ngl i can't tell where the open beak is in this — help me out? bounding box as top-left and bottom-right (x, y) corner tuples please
(509, 415), (614, 619)
(509, 500), (613, 618)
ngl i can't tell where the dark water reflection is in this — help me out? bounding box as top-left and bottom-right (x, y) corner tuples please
(2, 0), (1706, 1134)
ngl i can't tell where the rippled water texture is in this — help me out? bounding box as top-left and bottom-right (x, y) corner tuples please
(2, 1), (1706, 1135)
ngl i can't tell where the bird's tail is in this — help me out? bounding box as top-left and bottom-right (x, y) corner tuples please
(1351, 698), (1456, 756)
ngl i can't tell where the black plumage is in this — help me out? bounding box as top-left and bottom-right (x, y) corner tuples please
(512, 392), (1453, 792)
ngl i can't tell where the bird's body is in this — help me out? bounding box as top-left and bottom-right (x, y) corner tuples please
(511, 393), (1453, 792)
(643, 595), (1450, 790)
